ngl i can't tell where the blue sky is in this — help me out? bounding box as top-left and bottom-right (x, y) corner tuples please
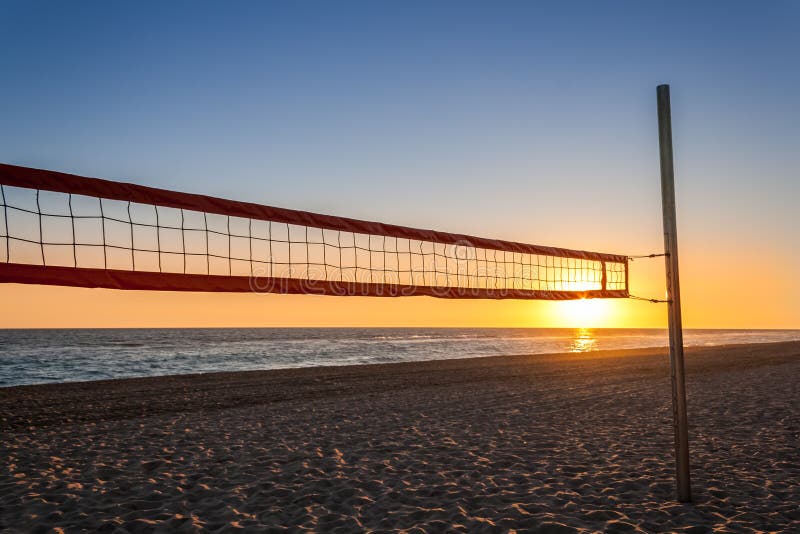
(1, 1), (798, 327)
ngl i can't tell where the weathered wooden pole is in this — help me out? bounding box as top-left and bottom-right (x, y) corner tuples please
(656, 84), (691, 502)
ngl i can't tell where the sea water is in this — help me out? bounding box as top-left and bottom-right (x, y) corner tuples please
(1, 328), (799, 387)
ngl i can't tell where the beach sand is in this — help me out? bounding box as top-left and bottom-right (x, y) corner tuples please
(1, 341), (798, 533)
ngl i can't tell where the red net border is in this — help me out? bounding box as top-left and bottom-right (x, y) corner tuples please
(0, 163), (629, 300)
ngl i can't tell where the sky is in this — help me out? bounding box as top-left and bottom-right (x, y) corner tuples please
(0, 1), (798, 328)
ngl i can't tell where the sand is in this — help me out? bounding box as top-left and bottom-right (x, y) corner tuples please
(1, 341), (798, 533)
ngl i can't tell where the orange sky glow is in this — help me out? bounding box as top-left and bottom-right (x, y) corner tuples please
(2, 244), (797, 329)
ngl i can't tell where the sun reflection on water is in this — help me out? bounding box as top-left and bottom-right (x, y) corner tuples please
(569, 328), (598, 353)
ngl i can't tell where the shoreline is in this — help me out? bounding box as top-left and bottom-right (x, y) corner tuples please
(3, 336), (800, 391)
(3, 341), (799, 431)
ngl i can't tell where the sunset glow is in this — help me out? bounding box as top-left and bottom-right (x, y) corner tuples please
(556, 298), (616, 329)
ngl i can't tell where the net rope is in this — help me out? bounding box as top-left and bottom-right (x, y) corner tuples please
(0, 164), (628, 300)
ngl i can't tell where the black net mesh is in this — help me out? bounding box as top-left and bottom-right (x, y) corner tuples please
(0, 184), (628, 296)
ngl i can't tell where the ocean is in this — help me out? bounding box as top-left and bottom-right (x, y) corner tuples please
(1, 328), (799, 387)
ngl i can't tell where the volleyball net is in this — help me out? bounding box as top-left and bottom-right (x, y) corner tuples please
(0, 163), (628, 300)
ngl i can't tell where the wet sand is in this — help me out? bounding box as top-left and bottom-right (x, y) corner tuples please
(1, 341), (799, 533)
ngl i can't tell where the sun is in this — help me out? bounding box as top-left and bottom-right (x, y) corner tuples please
(557, 298), (614, 328)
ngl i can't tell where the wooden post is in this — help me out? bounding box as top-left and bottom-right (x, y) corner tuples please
(656, 84), (691, 503)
